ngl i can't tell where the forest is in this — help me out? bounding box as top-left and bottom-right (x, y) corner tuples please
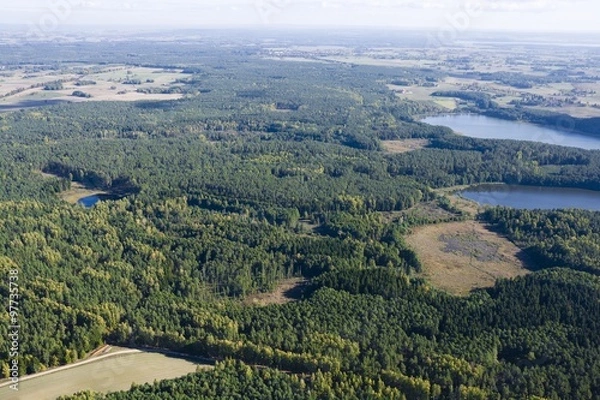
(0, 37), (600, 399)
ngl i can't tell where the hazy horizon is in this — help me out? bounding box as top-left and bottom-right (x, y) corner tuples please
(1, 0), (599, 34)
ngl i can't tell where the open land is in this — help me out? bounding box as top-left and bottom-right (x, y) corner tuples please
(434, 185), (491, 216)
(39, 172), (107, 204)
(0, 66), (185, 111)
(244, 278), (307, 306)
(271, 44), (600, 118)
(59, 182), (107, 204)
(0, 348), (212, 400)
(381, 139), (430, 153)
(381, 201), (462, 225)
(406, 220), (530, 296)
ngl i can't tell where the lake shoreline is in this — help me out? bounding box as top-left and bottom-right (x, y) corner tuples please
(421, 113), (600, 150)
(39, 171), (132, 207)
(459, 184), (600, 211)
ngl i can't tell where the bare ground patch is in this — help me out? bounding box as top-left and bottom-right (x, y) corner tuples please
(37, 172), (107, 204)
(433, 186), (492, 216)
(447, 194), (482, 217)
(381, 201), (460, 225)
(406, 221), (529, 296)
(382, 139), (430, 154)
(244, 278), (307, 306)
(57, 182), (107, 204)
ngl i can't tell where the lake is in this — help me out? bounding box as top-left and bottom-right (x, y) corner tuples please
(460, 184), (600, 211)
(422, 114), (600, 150)
(78, 195), (101, 208)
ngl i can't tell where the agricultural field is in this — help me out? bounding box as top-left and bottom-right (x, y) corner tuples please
(386, 82), (457, 109)
(0, 349), (211, 400)
(406, 220), (530, 295)
(0, 66), (185, 111)
(311, 43), (600, 118)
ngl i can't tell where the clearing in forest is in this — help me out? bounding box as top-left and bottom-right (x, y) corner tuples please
(406, 220), (530, 296)
(381, 201), (461, 225)
(382, 139), (430, 153)
(244, 278), (307, 306)
(39, 172), (107, 204)
(58, 181), (107, 204)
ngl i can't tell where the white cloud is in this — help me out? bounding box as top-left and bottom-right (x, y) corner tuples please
(0, 0), (586, 13)
(316, 0), (585, 11)
(482, 0), (565, 11)
(0, 0), (597, 31)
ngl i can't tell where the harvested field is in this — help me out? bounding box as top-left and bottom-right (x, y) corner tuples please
(0, 66), (185, 110)
(0, 349), (212, 400)
(382, 139), (429, 153)
(406, 220), (530, 296)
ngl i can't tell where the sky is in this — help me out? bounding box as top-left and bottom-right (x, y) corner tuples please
(1, 0), (599, 33)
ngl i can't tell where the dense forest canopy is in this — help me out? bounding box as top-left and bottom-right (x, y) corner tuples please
(0, 35), (600, 399)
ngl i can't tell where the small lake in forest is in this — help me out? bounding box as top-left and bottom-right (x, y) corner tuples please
(77, 195), (101, 208)
(422, 114), (600, 150)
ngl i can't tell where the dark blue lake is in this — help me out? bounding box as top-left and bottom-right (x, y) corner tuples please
(460, 185), (600, 211)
